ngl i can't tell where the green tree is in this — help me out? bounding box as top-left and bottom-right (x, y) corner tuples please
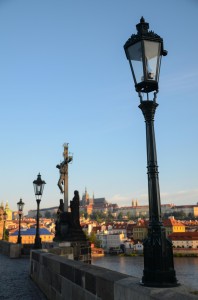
(126, 211), (132, 220)
(95, 238), (101, 248)
(5, 229), (9, 241)
(106, 212), (114, 222)
(89, 232), (97, 244)
(117, 212), (123, 220)
(45, 211), (52, 218)
(84, 212), (88, 219)
(90, 211), (106, 223)
(52, 212), (57, 219)
(90, 212), (97, 221)
(88, 232), (101, 248)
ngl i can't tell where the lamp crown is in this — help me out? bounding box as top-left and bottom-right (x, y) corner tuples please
(33, 173), (46, 198)
(136, 17), (149, 35)
(124, 17), (168, 94)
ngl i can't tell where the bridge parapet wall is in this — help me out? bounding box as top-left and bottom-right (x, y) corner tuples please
(30, 250), (197, 300)
(0, 240), (22, 258)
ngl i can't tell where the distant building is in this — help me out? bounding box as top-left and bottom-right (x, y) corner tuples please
(169, 232), (198, 249)
(133, 242), (144, 253)
(27, 206), (58, 218)
(171, 205), (198, 218)
(4, 202), (12, 220)
(116, 205), (149, 218)
(0, 202), (12, 239)
(116, 203), (198, 219)
(126, 223), (136, 239)
(12, 211), (19, 220)
(163, 216), (185, 237)
(133, 219), (148, 241)
(131, 199), (139, 206)
(0, 202), (5, 239)
(92, 198), (108, 213)
(110, 222), (127, 236)
(9, 227), (54, 244)
(80, 192), (109, 215)
(0, 202), (12, 220)
(96, 232), (126, 252)
(81, 188), (92, 206)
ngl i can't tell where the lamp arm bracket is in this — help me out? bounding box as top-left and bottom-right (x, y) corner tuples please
(153, 91), (158, 103)
(138, 92), (143, 103)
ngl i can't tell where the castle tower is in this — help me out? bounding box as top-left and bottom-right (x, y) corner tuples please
(82, 188), (90, 206)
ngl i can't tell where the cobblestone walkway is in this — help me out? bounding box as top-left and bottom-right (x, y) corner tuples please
(0, 254), (47, 300)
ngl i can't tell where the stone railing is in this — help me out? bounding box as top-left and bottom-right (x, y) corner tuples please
(0, 240), (22, 258)
(30, 250), (197, 300)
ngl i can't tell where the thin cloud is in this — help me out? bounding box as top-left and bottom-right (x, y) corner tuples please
(108, 189), (198, 207)
(161, 71), (198, 93)
(108, 194), (131, 206)
(160, 189), (198, 205)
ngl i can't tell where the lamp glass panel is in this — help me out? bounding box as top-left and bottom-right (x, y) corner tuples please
(127, 41), (143, 84)
(33, 183), (45, 198)
(20, 203), (24, 211)
(143, 40), (161, 81)
(34, 183), (41, 195)
(17, 200), (24, 211)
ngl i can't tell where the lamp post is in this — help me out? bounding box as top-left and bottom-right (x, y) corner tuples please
(124, 17), (178, 287)
(2, 211), (7, 240)
(33, 173), (46, 249)
(17, 198), (25, 244)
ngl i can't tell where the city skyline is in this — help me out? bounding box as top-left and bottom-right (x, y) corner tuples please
(0, 0), (198, 214)
(2, 187), (198, 216)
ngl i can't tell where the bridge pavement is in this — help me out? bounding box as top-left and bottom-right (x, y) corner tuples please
(0, 253), (47, 300)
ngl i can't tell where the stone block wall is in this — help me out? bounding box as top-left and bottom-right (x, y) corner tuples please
(0, 240), (22, 258)
(51, 240), (91, 263)
(30, 250), (197, 300)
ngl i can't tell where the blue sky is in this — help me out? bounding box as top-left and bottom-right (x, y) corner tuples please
(0, 0), (197, 214)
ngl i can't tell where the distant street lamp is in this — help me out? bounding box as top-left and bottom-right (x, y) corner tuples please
(33, 173), (46, 249)
(17, 198), (25, 244)
(2, 211), (7, 240)
(124, 17), (178, 287)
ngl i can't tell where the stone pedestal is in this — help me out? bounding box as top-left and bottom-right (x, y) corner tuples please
(53, 210), (91, 264)
(54, 211), (87, 242)
(50, 240), (91, 264)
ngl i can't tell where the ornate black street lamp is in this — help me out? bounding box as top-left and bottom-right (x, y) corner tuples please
(17, 198), (25, 244)
(124, 17), (178, 287)
(2, 211), (7, 240)
(33, 173), (46, 249)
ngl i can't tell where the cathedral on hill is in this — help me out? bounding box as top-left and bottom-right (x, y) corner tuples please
(80, 188), (110, 215)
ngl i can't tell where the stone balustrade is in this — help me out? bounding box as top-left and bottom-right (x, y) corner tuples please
(0, 240), (22, 258)
(30, 250), (197, 300)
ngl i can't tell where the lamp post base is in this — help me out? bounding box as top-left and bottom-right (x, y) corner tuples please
(141, 225), (179, 287)
(17, 236), (22, 244)
(140, 271), (179, 287)
(34, 237), (42, 249)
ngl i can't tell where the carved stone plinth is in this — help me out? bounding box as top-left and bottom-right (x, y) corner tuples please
(54, 211), (86, 242)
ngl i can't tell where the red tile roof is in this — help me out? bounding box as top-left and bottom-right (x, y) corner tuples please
(169, 232), (198, 240)
(163, 218), (185, 227)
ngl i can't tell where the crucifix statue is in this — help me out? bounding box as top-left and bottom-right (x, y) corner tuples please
(56, 143), (73, 212)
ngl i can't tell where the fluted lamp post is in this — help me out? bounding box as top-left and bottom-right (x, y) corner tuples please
(33, 173), (46, 249)
(17, 198), (25, 244)
(2, 211), (7, 240)
(124, 17), (178, 287)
